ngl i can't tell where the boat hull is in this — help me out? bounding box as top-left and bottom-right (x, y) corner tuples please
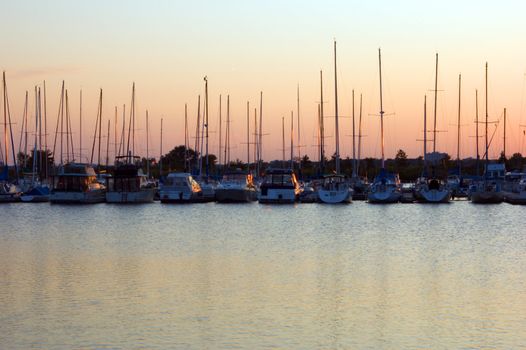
(258, 188), (296, 204)
(215, 188), (256, 203)
(50, 190), (106, 204)
(106, 189), (155, 203)
(470, 191), (503, 204)
(415, 189), (451, 203)
(20, 195), (49, 202)
(503, 191), (526, 205)
(318, 189), (352, 204)
(368, 189), (401, 203)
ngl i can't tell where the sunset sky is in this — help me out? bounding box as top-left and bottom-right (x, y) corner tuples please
(2, 1), (526, 164)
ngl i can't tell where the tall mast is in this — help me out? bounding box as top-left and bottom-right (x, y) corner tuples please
(457, 74), (462, 175)
(160, 118), (163, 178)
(131, 84), (135, 157)
(333, 40), (340, 173)
(195, 95), (201, 172)
(146, 110), (149, 176)
(254, 108), (257, 173)
(2, 72), (7, 168)
(258, 91), (263, 173)
(319, 70), (325, 172)
(357, 94), (363, 176)
(43, 81), (47, 179)
(485, 62), (489, 179)
(105, 119), (110, 168)
(247, 101), (250, 169)
(290, 111), (294, 169)
(224, 94), (230, 166)
(503, 108), (507, 159)
(423, 95), (427, 174)
(475, 90), (480, 176)
(352, 89), (356, 177)
(65, 90), (70, 163)
(218, 95), (222, 166)
(114, 106), (117, 162)
(79, 89), (82, 162)
(297, 84), (301, 171)
(2, 72), (19, 180)
(33, 86), (38, 183)
(204, 76), (209, 178)
(60, 82), (64, 165)
(38, 88), (42, 177)
(433, 53), (439, 153)
(18, 91), (28, 169)
(184, 103), (188, 171)
(378, 48), (385, 168)
(282, 116), (285, 167)
(118, 105), (126, 157)
(98, 89), (103, 167)
(24, 90), (29, 168)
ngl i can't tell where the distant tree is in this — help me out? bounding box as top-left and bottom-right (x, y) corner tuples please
(508, 152), (523, 170)
(395, 149), (408, 170)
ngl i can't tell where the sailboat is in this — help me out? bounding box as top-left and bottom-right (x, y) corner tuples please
(20, 87), (50, 202)
(215, 101), (257, 202)
(414, 54), (451, 203)
(470, 63), (504, 204)
(318, 40), (352, 203)
(106, 85), (155, 203)
(0, 72), (21, 202)
(367, 49), (401, 203)
(50, 85), (106, 204)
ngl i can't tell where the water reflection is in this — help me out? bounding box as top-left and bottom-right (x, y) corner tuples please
(1, 202), (525, 348)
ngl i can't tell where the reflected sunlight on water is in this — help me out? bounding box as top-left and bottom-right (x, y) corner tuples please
(1, 202), (525, 348)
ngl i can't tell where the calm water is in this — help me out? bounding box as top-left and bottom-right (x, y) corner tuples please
(1, 201), (525, 349)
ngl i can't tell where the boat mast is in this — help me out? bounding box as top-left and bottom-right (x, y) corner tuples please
(146, 110), (149, 176)
(79, 89), (82, 162)
(114, 106), (117, 163)
(194, 95), (201, 172)
(43, 81), (47, 180)
(254, 108), (257, 173)
(457, 74), (462, 176)
(297, 84), (301, 172)
(503, 107), (506, 159)
(282, 116), (285, 167)
(224, 95), (230, 167)
(184, 103), (188, 172)
(2, 72), (19, 181)
(333, 40), (340, 174)
(290, 110), (294, 170)
(247, 101), (250, 170)
(378, 48), (385, 169)
(433, 53), (438, 153)
(118, 105), (126, 158)
(105, 119), (110, 168)
(258, 91), (263, 175)
(159, 117), (163, 178)
(65, 90), (70, 163)
(357, 93), (363, 177)
(98, 89), (103, 167)
(423, 95), (427, 176)
(218, 95), (222, 166)
(24, 91), (29, 168)
(475, 90), (480, 176)
(352, 89), (356, 178)
(18, 91), (28, 169)
(320, 70), (325, 173)
(204, 76), (209, 178)
(32, 86), (38, 184)
(485, 62), (489, 180)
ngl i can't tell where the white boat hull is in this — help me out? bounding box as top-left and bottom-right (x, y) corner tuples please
(258, 188), (296, 204)
(50, 190), (106, 204)
(368, 188), (401, 203)
(106, 188), (155, 203)
(415, 188), (451, 203)
(318, 188), (352, 204)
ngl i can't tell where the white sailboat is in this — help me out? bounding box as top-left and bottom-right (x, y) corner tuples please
(470, 63), (504, 204)
(367, 49), (401, 203)
(318, 40), (352, 204)
(414, 54), (451, 203)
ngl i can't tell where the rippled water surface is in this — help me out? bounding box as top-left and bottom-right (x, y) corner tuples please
(1, 201), (525, 349)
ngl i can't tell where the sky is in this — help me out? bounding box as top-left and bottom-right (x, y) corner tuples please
(2, 0), (526, 164)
